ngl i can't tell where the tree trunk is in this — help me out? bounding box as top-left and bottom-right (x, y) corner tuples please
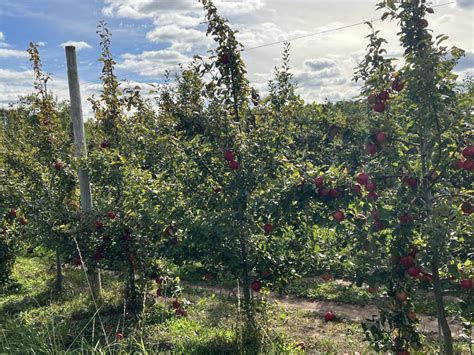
(239, 237), (254, 323)
(432, 254), (454, 355)
(87, 267), (102, 300)
(55, 247), (63, 293)
(128, 261), (139, 316)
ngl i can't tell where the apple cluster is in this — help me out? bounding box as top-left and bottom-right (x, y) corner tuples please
(224, 149), (240, 171)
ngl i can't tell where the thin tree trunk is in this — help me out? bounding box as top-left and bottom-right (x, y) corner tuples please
(239, 237), (254, 323)
(128, 261), (138, 316)
(55, 247), (63, 293)
(432, 254), (454, 355)
(87, 268), (102, 300)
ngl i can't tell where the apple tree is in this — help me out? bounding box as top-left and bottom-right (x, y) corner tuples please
(348, 1), (473, 353)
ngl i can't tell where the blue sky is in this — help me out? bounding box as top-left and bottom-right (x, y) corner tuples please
(1, 0), (473, 117)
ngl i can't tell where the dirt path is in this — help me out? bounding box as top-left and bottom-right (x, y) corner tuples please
(186, 283), (463, 338)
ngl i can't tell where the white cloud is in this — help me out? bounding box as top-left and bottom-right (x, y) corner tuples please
(146, 25), (210, 52)
(101, 0), (200, 19)
(37, 41), (47, 47)
(304, 58), (336, 71)
(456, 0), (474, 9)
(437, 14), (454, 24)
(214, 0), (265, 15)
(0, 32), (5, 41)
(0, 48), (28, 58)
(117, 49), (192, 77)
(59, 41), (92, 50)
(153, 14), (203, 28)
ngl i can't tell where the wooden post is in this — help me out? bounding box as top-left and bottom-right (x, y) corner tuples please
(65, 46), (93, 211)
(65, 46), (101, 298)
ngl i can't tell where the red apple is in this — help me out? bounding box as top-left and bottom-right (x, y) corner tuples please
(367, 93), (377, 105)
(399, 214), (414, 224)
(374, 220), (384, 231)
(419, 18), (428, 28)
(400, 255), (415, 268)
(367, 191), (378, 201)
(460, 279), (473, 289)
(463, 159), (474, 171)
(378, 91), (389, 101)
(116, 333), (124, 341)
(357, 172), (369, 185)
(172, 299), (181, 309)
(376, 131), (388, 144)
(175, 307), (187, 317)
(329, 188), (341, 198)
(122, 232), (132, 241)
(454, 159), (464, 169)
(156, 288), (163, 297)
(218, 53), (230, 65)
(333, 210), (345, 222)
(263, 223), (273, 234)
(73, 255), (82, 267)
(155, 276), (165, 284)
(224, 149), (234, 161)
(461, 201), (473, 215)
(107, 211), (116, 220)
(228, 160), (240, 170)
(405, 177), (418, 189)
(100, 140), (109, 149)
(324, 310), (335, 321)
(251, 279), (262, 292)
(395, 290), (408, 302)
(19, 217), (28, 225)
(94, 219), (104, 231)
(370, 209), (380, 220)
(314, 176), (324, 187)
(407, 266), (421, 278)
(392, 80), (405, 92)
(374, 102), (386, 113)
(365, 182), (376, 192)
(93, 250), (104, 262)
(462, 146), (474, 159)
(366, 143), (378, 155)
(7, 209), (17, 218)
(318, 187), (329, 197)
(407, 311), (417, 321)
(367, 286), (378, 294)
(54, 161), (64, 171)
(353, 184), (362, 194)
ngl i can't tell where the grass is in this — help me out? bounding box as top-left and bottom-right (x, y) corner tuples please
(0, 256), (471, 354)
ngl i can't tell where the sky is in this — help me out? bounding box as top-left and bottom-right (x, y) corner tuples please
(0, 0), (473, 118)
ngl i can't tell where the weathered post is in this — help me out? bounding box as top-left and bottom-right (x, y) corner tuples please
(65, 46), (101, 298)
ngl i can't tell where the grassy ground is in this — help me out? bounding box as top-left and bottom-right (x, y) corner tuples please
(285, 277), (461, 317)
(0, 256), (470, 354)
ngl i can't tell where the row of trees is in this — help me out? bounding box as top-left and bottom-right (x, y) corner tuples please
(0, 0), (472, 353)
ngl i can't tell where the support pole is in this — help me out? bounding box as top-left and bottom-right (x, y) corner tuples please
(65, 46), (101, 298)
